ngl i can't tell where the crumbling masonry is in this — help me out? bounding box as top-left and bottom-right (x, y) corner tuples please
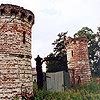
(64, 37), (91, 85)
(0, 4), (34, 99)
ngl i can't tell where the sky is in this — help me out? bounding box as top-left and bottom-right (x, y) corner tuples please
(0, 0), (100, 71)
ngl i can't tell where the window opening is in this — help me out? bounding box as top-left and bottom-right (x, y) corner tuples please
(11, 9), (18, 16)
(1, 9), (5, 15)
(28, 15), (32, 22)
(71, 50), (73, 57)
(21, 12), (25, 19)
(23, 31), (26, 44)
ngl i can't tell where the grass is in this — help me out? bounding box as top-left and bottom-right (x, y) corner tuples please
(33, 78), (100, 100)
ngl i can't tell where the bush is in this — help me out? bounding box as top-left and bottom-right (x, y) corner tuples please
(34, 78), (100, 100)
(33, 81), (38, 97)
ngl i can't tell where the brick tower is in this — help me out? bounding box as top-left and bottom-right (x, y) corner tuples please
(0, 4), (34, 99)
(64, 37), (91, 85)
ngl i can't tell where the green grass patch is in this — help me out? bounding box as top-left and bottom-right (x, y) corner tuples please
(34, 78), (100, 100)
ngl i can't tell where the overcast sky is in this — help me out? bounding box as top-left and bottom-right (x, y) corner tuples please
(0, 0), (100, 70)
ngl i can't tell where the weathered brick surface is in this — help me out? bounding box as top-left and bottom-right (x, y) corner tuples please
(0, 4), (34, 99)
(64, 37), (91, 85)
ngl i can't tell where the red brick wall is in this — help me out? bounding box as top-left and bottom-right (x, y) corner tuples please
(0, 4), (34, 99)
(64, 37), (91, 85)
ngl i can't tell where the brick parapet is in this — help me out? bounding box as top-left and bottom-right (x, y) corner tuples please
(0, 4), (34, 26)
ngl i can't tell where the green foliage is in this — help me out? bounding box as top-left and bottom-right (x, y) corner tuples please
(74, 27), (94, 39)
(93, 27), (100, 76)
(34, 78), (100, 100)
(46, 32), (68, 72)
(33, 82), (38, 97)
(13, 97), (20, 100)
(52, 32), (67, 56)
(12, 96), (20, 100)
(13, 80), (100, 100)
(73, 27), (100, 76)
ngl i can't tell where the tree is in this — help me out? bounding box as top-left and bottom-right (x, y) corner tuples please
(93, 27), (100, 76)
(74, 27), (98, 75)
(46, 32), (68, 72)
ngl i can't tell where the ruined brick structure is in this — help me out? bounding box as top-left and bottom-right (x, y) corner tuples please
(0, 4), (34, 99)
(64, 37), (91, 85)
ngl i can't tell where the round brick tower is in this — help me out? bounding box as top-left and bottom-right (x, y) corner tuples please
(64, 37), (91, 85)
(0, 4), (34, 99)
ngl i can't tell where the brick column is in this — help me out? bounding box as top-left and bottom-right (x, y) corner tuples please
(0, 4), (34, 99)
(64, 37), (91, 85)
